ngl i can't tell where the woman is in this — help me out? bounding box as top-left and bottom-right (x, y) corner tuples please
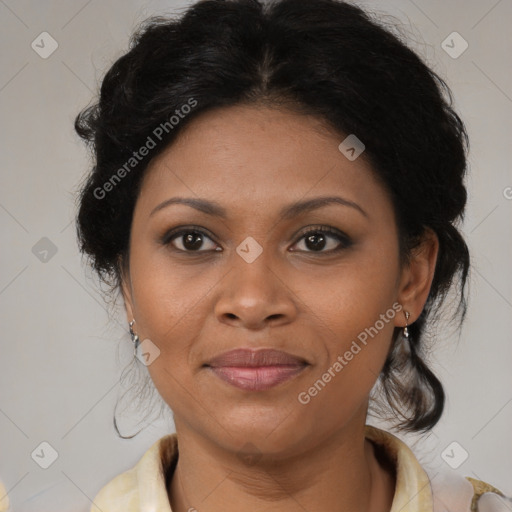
(74, 0), (510, 510)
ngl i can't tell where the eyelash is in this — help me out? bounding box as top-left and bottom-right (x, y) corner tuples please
(160, 225), (352, 255)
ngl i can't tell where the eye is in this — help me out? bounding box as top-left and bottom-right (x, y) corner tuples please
(291, 225), (352, 253)
(161, 225), (352, 254)
(163, 227), (220, 253)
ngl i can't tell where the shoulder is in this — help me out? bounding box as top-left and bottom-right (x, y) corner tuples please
(364, 425), (511, 512)
(0, 479), (10, 512)
(90, 434), (178, 512)
(422, 452), (511, 512)
(465, 477), (511, 512)
(90, 467), (138, 512)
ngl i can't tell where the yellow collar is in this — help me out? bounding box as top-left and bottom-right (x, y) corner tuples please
(90, 425), (499, 512)
(364, 424), (433, 511)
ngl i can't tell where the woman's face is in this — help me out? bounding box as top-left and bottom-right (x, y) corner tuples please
(121, 104), (438, 457)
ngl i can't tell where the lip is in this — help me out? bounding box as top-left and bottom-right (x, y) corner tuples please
(206, 348), (308, 367)
(205, 349), (309, 391)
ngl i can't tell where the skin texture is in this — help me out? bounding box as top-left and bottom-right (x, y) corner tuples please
(120, 104), (439, 512)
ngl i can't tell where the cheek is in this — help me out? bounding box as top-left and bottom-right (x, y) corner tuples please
(127, 238), (242, 387)
(129, 242), (213, 339)
(298, 310), (398, 433)
(304, 237), (400, 342)
(296, 238), (400, 407)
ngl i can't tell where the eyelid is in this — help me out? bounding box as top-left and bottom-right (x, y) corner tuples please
(296, 224), (349, 240)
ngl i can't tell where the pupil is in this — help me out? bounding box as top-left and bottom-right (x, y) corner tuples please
(305, 233), (326, 251)
(184, 232), (203, 251)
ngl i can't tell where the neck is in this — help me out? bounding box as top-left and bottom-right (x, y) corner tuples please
(168, 418), (395, 512)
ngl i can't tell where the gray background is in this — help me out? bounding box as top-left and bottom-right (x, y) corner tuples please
(0, 0), (511, 510)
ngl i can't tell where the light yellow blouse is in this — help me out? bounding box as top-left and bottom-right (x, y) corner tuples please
(0, 480), (9, 512)
(86, 425), (509, 512)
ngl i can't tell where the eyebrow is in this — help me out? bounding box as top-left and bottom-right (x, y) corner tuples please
(149, 195), (368, 220)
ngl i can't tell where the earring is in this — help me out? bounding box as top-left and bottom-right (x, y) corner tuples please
(403, 311), (410, 338)
(129, 319), (140, 356)
(397, 310), (411, 360)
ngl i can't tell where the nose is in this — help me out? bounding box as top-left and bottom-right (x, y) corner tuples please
(214, 254), (298, 330)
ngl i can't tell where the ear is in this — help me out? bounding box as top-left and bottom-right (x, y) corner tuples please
(118, 255), (135, 324)
(396, 227), (439, 326)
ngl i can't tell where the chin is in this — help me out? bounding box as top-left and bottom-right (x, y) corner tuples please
(213, 403), (311, 456)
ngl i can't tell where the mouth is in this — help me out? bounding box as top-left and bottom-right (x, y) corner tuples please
(207, 365), (307, 391)
(204, 348), (309, 391)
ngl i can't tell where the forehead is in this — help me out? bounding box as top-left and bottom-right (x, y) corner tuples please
(136, 104), (390, 220)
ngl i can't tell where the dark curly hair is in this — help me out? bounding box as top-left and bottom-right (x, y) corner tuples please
(74, 0), (470, 435)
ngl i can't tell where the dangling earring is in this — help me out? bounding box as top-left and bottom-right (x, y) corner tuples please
(403, 311), (410, 339)
(398, 310), (411, 359)
(129, 319), (140, 357)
